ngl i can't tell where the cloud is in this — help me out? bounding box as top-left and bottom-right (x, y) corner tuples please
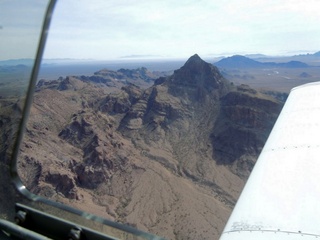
(1, 0), (319, 60)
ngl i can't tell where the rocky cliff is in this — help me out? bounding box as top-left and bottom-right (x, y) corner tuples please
(17, 55), (285, 240)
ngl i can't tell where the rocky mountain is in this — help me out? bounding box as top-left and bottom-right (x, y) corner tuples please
(215, 55), (263, 68)
(92, 67), (166, 88)
(0, 64), (30, 73)
(299, 72), (312, 78)
(0, 59), (34, 66)
(273, 60), (309, 68)
(215, 55), (309, 68)
(16, 54), (285, 239)
(36, 67), (166, 92)
(294, 51), (320, 57)
(314, 51), (320, 57)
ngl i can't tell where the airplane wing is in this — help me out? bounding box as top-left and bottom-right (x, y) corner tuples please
(220, 82), (320, 240)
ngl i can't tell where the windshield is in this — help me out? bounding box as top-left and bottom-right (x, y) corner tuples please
(1, 1), (320, 240)
(0, 0), (51, 217)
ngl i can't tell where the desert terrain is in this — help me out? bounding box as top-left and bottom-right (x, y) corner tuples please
(1, 53), (319, 239)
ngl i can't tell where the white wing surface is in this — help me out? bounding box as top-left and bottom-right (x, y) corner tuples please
(220, 82), (320, 240)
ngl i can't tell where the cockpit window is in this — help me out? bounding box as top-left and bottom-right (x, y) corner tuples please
(1, 1), (320, 239)
(1, 1), (162, 239)
(0, 0), (52, 217)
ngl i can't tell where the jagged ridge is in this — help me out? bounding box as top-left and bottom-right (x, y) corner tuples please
(17, 55), (285, 240)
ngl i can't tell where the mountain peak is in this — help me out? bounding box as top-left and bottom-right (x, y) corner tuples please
(186, 53), (202, 61)
(215, 55), (262, 68)
(178, 54), (214, 73)
(154, 54), (221, 88)
(183, 54), (206, 68)
(154, 54), (227, 94)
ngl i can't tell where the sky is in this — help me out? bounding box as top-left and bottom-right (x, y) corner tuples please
(0, 0), (50, 60)
(1, 0), (320, 61)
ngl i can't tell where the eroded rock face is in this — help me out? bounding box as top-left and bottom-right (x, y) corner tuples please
(57, 110), (128, 189)
(45, 172), (78, 199)
(59, 118), (93, 145)
(100, 91), (132, 114)
(211, 85), (284, 177)
(74, 164), (108, 189)
(99, 84), (143, 114)
(93, 67), (165, 88)
(16, 55), (285, 240)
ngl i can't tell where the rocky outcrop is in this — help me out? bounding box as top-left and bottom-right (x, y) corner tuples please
(58, 110), (128, 189)
(79, 75), (116, 87)
(58, 112), (95, 146)
(99, 91), (134, 114)
(57, 77), (73, 91)
(45, 172), (78, 199)
(299, 72), (312, 78)
(117, 67), (156, 83)
(94, 67), (163, 87)
(98, 84), (144, 128)
(212, 85), (283, 177)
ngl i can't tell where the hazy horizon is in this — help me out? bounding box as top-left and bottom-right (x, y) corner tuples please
(1, 49), (319, 63)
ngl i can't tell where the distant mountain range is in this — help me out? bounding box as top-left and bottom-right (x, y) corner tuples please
(0, 64), (30, 72)
(0, 59), (34, 66)
(1, 51), (319, 68)
(294, 51), (320, 57)
(214, 55), (310, 69)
